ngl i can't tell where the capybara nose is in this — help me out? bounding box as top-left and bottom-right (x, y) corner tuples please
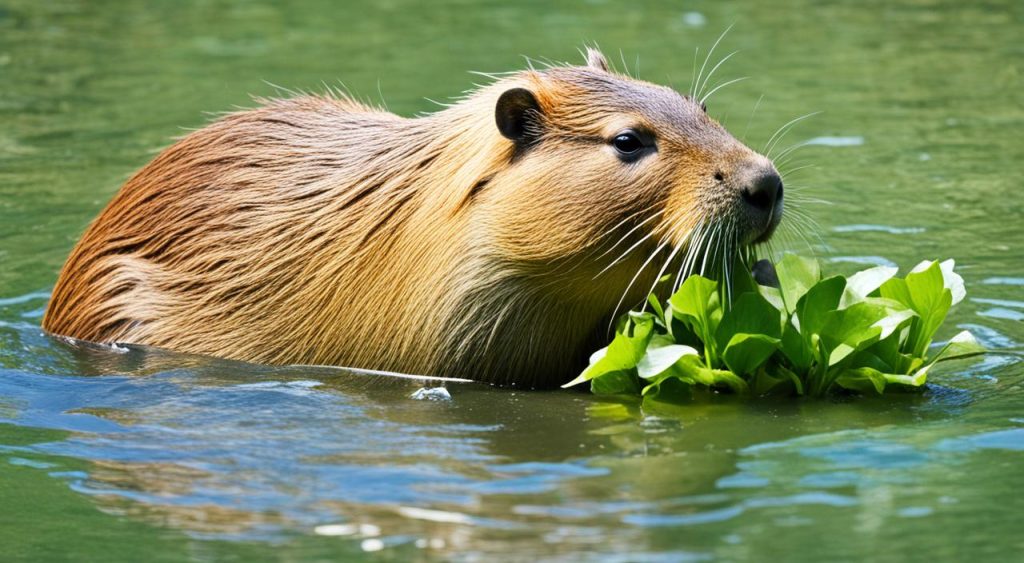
(741, 168), (783, 215)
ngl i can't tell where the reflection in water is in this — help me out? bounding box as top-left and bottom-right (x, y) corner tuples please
(2, 298), (1022, 559)
(1, 258), (1022, 559)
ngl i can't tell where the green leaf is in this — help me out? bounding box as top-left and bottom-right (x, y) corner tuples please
(840, 266), (898, 308)
(562, 313), (655, 388)
(722, 333), (780, 375)
(648, 333), (676, 348)
(751, 364), (804, 396)
(647, 293), (665, 320)
(794, 275), (847, 339)
(669, 276), (718, 332)
(706, 369), (750, 394)
(776, 364), (804, 395)
(873, 308), (916, 340)
(750, 368), (786, 395)
(591, 370), (641, 395)
(820, 302), (915, 368)
(828, 342), (864, 367)
(673, 356), (749, 393)
(669, 275), (717, 316)
(730, 281), (806, 378)
(884, 371), (927, 388)
(640, 375), (693, 403)
(780, 319), (813, 371)
(822, 302), (886, 349)
(750, 369), (791, 396)
(728, 254), (761, 297)
(905, 262), (953, 348)
(716, 292), (784, 351)
(877, 276), (912, 311)
(577, 255), (977, 401)
(929, 330), (985, 364)
(758, 285), (786, 312)
(904, 330), (986, 386)
(775, 254), (821, 313)
(882, 261), (952, 357)
(851, 328), (906, 373)
(636, 344), (700, 380)
(835, 367), (888, 394)
(669, 275), (722, 364)
(939, 259), (966, 306)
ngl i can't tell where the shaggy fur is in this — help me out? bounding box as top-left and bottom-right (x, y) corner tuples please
(43, 50), (774, 388)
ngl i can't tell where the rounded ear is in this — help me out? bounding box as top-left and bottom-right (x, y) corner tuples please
(585, 47), (609, 72)
(495, 88), (543, 145)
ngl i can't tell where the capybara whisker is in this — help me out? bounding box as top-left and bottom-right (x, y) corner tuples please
(700, 76), (750, 106)
(692, 24), (735, 99)
(696, 50), (739, 102)
(764, 111), (821, 158)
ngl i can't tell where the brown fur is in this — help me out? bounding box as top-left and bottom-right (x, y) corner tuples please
(43, 50), (776, 388)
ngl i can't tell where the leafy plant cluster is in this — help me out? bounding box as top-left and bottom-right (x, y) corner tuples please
(565, 255), (983, 401)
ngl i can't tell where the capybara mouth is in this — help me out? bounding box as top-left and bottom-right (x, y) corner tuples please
(750, 198), (784, 245)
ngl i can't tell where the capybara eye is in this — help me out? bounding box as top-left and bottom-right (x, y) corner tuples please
(612, 133), (644, 155)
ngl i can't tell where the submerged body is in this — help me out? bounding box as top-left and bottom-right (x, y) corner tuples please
(43, 50), (783, 387)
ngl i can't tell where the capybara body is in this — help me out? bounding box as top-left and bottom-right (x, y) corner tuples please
(43, 50), (783, 387)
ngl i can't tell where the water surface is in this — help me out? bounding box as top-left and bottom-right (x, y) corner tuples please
(1, 0), (1022, 560)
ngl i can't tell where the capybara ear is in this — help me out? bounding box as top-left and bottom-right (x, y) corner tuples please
(495, 88), (543, 145)
(585, 47), (609, 72)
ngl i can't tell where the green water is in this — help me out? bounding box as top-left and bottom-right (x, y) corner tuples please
(1, 0), (1022, 560)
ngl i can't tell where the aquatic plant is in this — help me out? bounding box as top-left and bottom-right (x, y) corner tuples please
(566, 256), (983, 401)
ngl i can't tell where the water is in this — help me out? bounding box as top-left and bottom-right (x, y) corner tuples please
(1, 0), (1022, 560)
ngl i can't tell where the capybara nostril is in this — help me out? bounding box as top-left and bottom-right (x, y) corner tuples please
(741, 169), (783, 214)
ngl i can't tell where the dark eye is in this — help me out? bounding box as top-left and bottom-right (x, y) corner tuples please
(701, 102), (707, 113)
(612, 132), (644, 155)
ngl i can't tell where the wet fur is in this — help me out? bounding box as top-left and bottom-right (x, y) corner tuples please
(43, 51), (768, 387)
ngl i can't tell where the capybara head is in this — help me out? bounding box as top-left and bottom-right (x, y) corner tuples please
(476, 49), (782, 308)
